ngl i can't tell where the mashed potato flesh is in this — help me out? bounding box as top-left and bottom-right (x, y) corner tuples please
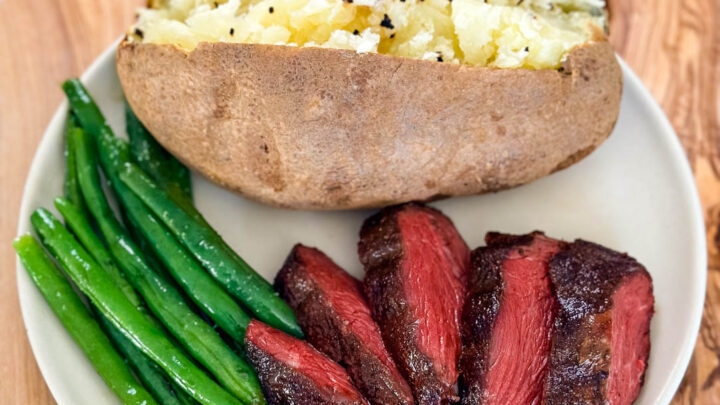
(132, 0), (606, 69)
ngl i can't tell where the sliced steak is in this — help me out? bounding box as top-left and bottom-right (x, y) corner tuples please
(543, 240), (654, 405)
(245, 320), (369, 405)
(275, 244), (414, 405)
(459, 232), (566, 405)
(359, 203), (470, 404)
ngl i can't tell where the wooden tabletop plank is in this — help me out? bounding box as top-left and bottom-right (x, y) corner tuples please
(607, 0), (720, 402)
(0, 1), (143, 403)
(0, 0), (717, 403)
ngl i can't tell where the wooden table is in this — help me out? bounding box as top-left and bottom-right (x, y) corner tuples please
(0, 0), (717, 402)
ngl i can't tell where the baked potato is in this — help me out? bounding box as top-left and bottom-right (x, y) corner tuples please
(117, 0), (621, 210)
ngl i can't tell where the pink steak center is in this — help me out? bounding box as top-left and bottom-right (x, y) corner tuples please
(298, 246), (400, 375)
(607, 274), (654, 405)
(484, 236), (562, 405)
(246, 320), (364, 400)
(398, 208), (469, 385)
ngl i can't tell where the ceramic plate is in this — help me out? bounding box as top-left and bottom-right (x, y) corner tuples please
(17, 42), (706, 404)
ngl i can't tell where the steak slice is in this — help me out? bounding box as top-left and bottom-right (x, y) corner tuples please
(459, 232), (566, 405)
(543, 240), (654, 405)
(359, 203), (470, 404)
(245, 320), (369, 405)
(275, 244), (414, 405)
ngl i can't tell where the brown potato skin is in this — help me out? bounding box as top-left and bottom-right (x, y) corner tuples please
(117, 40), (622, 210)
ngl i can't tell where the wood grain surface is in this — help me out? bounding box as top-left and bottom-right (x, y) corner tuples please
(0, 0), (717, 403)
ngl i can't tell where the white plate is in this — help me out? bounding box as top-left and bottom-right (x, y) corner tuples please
(17, 42), (706, 405)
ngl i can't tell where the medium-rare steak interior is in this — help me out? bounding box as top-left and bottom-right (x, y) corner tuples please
(543, 240), (654, 405)
(460, 232), (565, 405)
(359, 203), (470, 404)
(458, 231), (654, 405)
(253, 203), (653, 405)
(245, 319), (369, 405)
(275, 244), (414, 405)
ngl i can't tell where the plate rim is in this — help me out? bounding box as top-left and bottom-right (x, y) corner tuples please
(615, 56), (707, 403)
(15, 40), (707, 405)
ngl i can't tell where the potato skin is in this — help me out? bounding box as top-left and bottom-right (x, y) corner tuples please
(117, 40), (622, 210)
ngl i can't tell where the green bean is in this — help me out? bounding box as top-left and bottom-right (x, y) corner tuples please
(126, 102), (191, 199)
(63, 81), (207, 312)
(63, 80), (256, 342)
(14, 235), (156, 405)
(55, 196), (145, 313)
(64, 115), (86, 212)
(63, 79), (207, 228)
(114, 194), (227, 340)
(30, 210), (242, 405)
(71, 129), (264, 404)
(66, 111), (80, 133)
(68, 128), (170, 292)
(124, 102), (195, 284)
(119, 219), (211, 336)
(55, 197), (196, 405)
(125, 100), (203, 233)
(95, 127), (252, 343)
(120, 164), (302, 338)
(96, 311), (193, 405)
(62, 79), (111, 137)
(123, 211), (175, 284)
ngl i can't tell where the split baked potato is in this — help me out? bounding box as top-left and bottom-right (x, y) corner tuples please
(118, 0), (621, 209)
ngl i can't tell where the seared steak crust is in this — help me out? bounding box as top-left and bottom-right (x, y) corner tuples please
(543, 240), (654, 404)
(458, 245), (506, 404)
(275, 245), (414, 405)
(484, 232), (537, 248)
(246, 342), (368, 405)
(245, 320), (369, 405)
(359, 203), (469, 404)
(460, 232), (566, 404)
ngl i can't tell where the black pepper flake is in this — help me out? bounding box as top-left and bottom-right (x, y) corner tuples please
(400, 0), (405, 2)
(213, 1), (218, 7)
(524, 46), (529, 52)
(517, 0), (524, 4)
(437, 55), (443, 62)
(269, 6), (274, 13)
(353, 29), (359, 35)
(344, 0), (354, 3)
(229, 27), (235, 35)
(389, 33), (395, 38)
(380, 14), (394, 29)
(134, 28), (144, 39)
